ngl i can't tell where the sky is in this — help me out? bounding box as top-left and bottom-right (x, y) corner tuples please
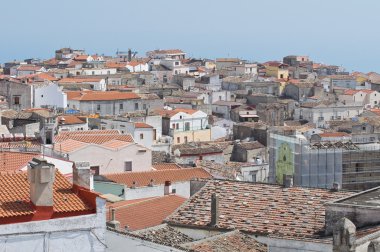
(1, 0), (379, 73)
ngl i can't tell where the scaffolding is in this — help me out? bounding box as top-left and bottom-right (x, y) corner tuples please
(269, 131), (380, 191)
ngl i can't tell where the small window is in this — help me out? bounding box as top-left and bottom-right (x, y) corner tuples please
(97, 104), (101, 111)
(363, 126), (366, 131)
(177, 137), (180, 143)
(92, 71), (95, 75)
(134, 103), (139, 110)
(140, 133), (144, 140)
(143, 104), (147, 109)
(184, 136), (188, 143)
(13, 96), (20, 105)
(180, 115), (183, 119)
(41, 95), (44, 98)
(175, 61), (179, 66)
(176, 123), (179, 129)
(172, 123), (176, 129)
(124, 161), (132, 171)
(119, 103), (123, 110)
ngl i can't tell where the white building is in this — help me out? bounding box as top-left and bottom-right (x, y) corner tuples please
(294, 101), (363, 128)
(34, 82), (67, 109)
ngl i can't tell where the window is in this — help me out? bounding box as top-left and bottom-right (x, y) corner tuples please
(41, 95), (44, 98)
(140, 133), (144, 140)
(177, 137), (180, 143)
(143, 104), (147, 110)
(176, 123), (179, 129)
(13, 96), (20, 105)
(180, 115), (183, 119)
(92, 71), (95, 75)
(175, 70), (178, 74)
(97, 104), (101, 111)
(134, 103), (139, 110)
(175, 62), (179, 66)
(172, 123), (176, 129)
(119, 103), (123, 110)
(363, 126), (366, 131)
(124, 161), (132, 171)
(185, 122), (190, 131)
(184, 136), (188, 143)
(250, 171), (258, 182)
(90, 166), (100, 176)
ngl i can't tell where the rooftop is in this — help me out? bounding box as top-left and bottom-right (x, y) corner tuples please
(0, 170), (94, 223)
(0, 152), (39, 173)
(66, 91), (141, 101)
(102, 168), (212, 188)
(166, 180), (354, 241)
(107, 195), (186, 231)
(152, 163), (182, 171)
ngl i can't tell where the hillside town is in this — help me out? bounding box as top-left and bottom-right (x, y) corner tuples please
(2, 48), (380, 252)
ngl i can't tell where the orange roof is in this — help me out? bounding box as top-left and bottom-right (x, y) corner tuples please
(74, 55), (89, 61)
(17, 65), (43, 71)
(105, 62), (127, 69)
(58, 115), (86, 125)
(152, 163), (182, 171)
(0, 152), (39, 173)
(101, 139), (132, 149)
(134, 122), (153, 128)
(66, 91), (140, 101)
(103, 168), (212, 187)
(55, 130), (134, 145)
(155, 108), (198, 118)
(344, 89), (374, 95)
(107, 195), (186, 231)
(319, 132), (350, 138)
(54, 139), (89, 153)
(127, 61), (146, 67)
(0, 171), (93, 220)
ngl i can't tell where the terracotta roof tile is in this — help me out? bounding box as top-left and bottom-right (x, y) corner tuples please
(54, 139), (89, 153)
(0, 171), (93, 219)
(107, 195), (186, 231)
(58, 115), (86, 125)
(55, 130), (133, 144)
(155, 108), (198, 118)
(182, 230), (267, 252)
(152, 163), (182, 171)
(134, 122), (153, 128)
(318, 132), (350, 138)
(166, 180), (354, 241)
(100, 139), (133, 149)
(0, 152), (39, 173)
(103, 168), (212, 187)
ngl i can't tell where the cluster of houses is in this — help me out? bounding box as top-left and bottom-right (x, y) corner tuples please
(2, 48), (380, 251)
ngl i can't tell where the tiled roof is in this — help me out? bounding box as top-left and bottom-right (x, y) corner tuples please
(100, 139), (132, 149)
(0, 152), (39, 173)
(66, 91), (140, 101)
(166, 180), (354, 241)
(235, 141), (265, 150)
(103, 168), (212, 187)
(344, 89), (374, 95)
(134, 225), (193, 248)
(155, 108), (198, 118)
(318, 132), (350, 138)
(17, 65), (43, 71)
(58, 115), (86, 125)
(172, 144), (223, 156)
(152, 163), (182, 171)
(107, 195), (186, 231)
(55, 130), (132, 144)
(182, 230), (267, 252)
(54, 139), (89, 153)
(0, 171), (93, 219)
(134, 122), (153, 128)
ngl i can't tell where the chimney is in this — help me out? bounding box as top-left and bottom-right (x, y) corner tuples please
(164, 181), (172, 195)
(210, 193), (219, 226)
(106, 209), (120, 230)
(128, 48), (132, 62)
(283, 174), (293, 188)
(332, 182), (340, 192)
(73, 161), (93, 190)
(27, 157), (55, 207)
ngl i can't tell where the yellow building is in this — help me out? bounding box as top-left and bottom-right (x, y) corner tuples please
(265, 62), (289, 80)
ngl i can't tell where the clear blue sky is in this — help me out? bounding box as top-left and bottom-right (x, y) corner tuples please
(1, 0), (379, 73)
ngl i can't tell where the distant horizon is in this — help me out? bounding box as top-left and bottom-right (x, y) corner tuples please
(1, 0), (379, 73)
